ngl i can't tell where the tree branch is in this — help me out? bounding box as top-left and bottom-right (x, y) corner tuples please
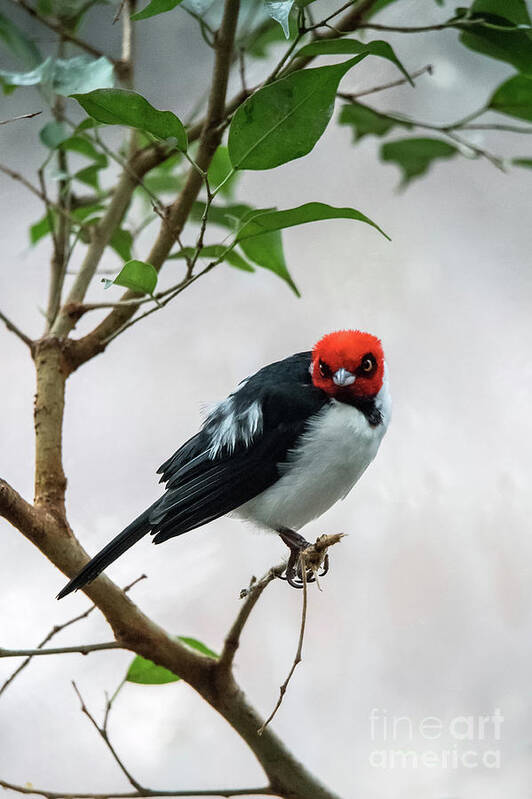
(0, 642), (121, 657)
(0, 781), (274, 798)
(0, 308), (33, 348)
(50, 145), (168, 338)
(69, 0), (383, 366)
(0, 575), (146, 696)
(69, 0), (242, 362)
(1, 472), (342, 798)
(72, 681), (145, 792)
(0, 111), (41, 126)
(0, 163), (84, 229)
(280, 0), (380, 77)
(46, 61), (71, 332)
(341, 17), (516, 35)
(32, 338), (70, 513)
(218, 564), (285, 674)
(339, 64), (433, 100)
(258, 557), (308, 736)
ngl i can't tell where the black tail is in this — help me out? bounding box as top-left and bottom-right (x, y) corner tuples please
(57, 507), (153, 599)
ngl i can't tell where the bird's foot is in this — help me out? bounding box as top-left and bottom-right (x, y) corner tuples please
(277, 528), (330, 589)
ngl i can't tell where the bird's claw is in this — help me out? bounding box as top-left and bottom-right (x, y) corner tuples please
(277, 529), (331, 589)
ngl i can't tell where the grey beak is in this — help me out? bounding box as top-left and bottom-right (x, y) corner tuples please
(333, 368), (356, 387)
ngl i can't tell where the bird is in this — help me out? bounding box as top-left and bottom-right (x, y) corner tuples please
(57, 329), (391, 598)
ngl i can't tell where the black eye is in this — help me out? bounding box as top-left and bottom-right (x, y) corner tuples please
(319, 359), (331, 379)
(360, 354), (376, 374)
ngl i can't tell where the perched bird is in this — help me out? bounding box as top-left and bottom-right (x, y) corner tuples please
(58, 329), (391, 597)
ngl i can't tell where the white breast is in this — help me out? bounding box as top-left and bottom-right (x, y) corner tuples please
(237, 375), (391, 532)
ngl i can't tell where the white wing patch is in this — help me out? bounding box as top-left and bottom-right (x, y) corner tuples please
(205, 396), (263, 458)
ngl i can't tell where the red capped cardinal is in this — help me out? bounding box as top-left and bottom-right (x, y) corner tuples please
(58, 329), (391, 596)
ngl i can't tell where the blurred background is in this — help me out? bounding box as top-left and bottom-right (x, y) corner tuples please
(1, 0), (532, 796)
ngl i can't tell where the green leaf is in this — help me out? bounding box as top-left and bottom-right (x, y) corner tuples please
(0, 58), (53, 91)
(0, 55), (113, 95)
(246, 19), (286, 59)
(181, 0), (215, 13)
(223, 250), (255, 272)
(59, 135), (107, 165)
(264, 0), (294, 38)
(110, 228), (133, 260)
(76, 117), (100, 132)
(39, 120), (69, 148)
(0, 11), (42, 68)
(111, 260), (158, 294)
(53, 56), (114, 95)
(71, 89), (188, 151)
(125, 636), (217, 684)
(169, 245), (255, 272)
(188, 203), (297, 290)
(71, 202), (105, 222)
(236, 202), (390, 241)
(177, 636), (218, 659)
(30, 214), (54, 245)
(239, 229), (299, 294)
(132, 0), (184, 21)
(70, 203), (105, 224)
(339, 101), (412, 142)
(512, 157), (532, 168)
(142, 173), (183, 195)
(208, 145), (237, 197)
(126, 656), (181, 684)
(296, 39), (413, 85)
(191, 201), (253, 231)
(228, 56), (367, 170)
(74, 165), (100, 189)
(380, 137), (458, 187)
(459, 0), (532, 75)
(488, 74), (532, 121)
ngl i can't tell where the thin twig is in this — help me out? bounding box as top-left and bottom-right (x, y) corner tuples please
(0, 309), (33, 348)
(0, 163), (87, 230)
(0, 111), (42, 126)
(182, 6), (216, 47)
(92, 128), (166, 212)
(72, 681), (145, 792)
(340, 64), (433, 100)
(337, 17), (514, 34)
(339, 100), (507, 171)
(258, 554), (309, 735)
(446, 129), (505, 170)
(0, 642), (122, 657)
(0, 780), (274, 798)
(9, 0), (118, 63)
(262, 5), (307, 86)
(101, 256), (223, 344)
(0, 575), (146, 697)
(38, 151), (59, 254)
(238, 48), (247, 93)
(306, 0), (358, 30)
(463, 122), (532, 133)
(218, 564), (285, 674)
(113, 0), (127, 24)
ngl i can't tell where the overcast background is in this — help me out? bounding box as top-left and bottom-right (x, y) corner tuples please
(1, 0), (532, 797)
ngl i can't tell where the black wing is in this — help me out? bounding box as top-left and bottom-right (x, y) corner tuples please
(151, 351), (326, 542)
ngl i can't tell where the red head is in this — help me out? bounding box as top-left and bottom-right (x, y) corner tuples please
(311, 330), (385, 401)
